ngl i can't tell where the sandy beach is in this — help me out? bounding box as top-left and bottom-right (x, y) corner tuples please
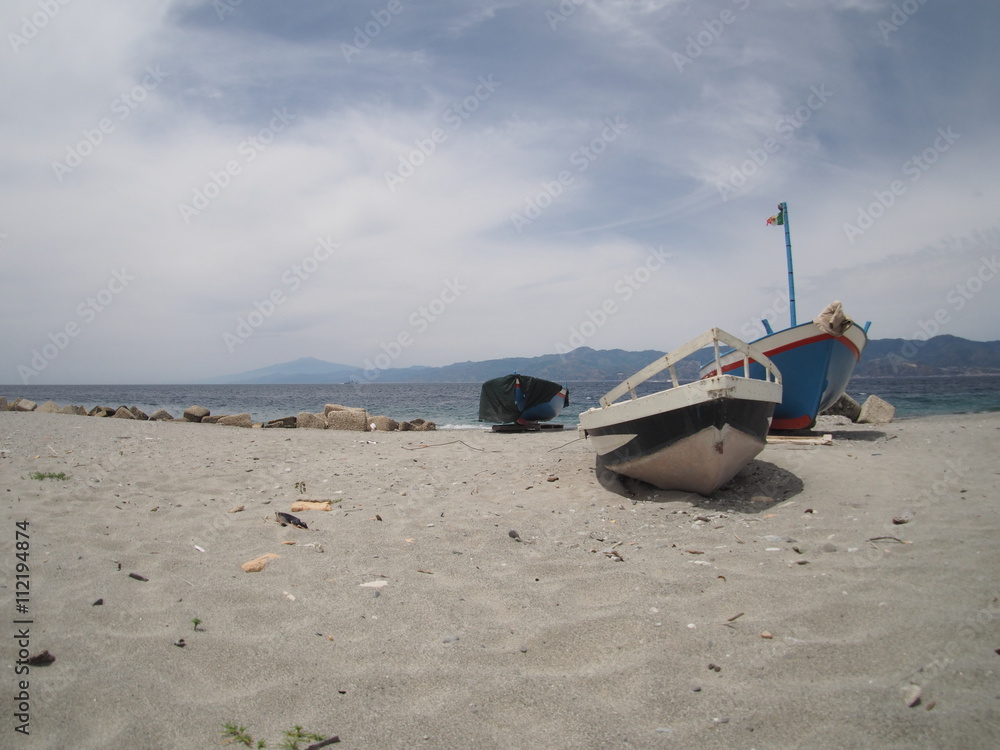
(2, 409), (999, 749)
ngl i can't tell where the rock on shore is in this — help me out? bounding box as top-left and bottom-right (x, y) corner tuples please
(0, 398), (434, 430)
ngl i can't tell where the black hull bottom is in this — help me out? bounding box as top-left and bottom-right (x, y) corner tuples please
(585, 398), (775, 494)
(587, 398), (773, 465)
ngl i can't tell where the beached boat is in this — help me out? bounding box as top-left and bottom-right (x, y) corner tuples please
(479, 374), (569, 430)
(700, 203), (870, 431)
(578, 329), (782, 495)
(700, 300), (868, 430)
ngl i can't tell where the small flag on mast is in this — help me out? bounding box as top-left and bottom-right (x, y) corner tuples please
(766, 210), (784, 226)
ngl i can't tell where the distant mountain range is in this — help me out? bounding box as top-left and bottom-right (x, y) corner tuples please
(201, 335), (1000, 385)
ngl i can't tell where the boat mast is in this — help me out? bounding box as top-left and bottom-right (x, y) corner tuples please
(780, 201), (797, 327)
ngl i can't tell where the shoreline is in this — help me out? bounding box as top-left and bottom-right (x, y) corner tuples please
(2, 411), (999, 748)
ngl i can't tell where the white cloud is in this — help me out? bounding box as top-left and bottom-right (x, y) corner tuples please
(1, 0), (998, 384)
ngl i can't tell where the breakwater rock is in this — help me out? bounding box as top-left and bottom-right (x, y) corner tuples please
(0, 398), (435, 431)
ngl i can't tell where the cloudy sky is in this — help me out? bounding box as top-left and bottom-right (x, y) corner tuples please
(3, 0), (998, 385)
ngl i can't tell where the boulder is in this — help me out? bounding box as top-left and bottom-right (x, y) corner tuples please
(12, 398), (37, 412)
(89, 406), (114, 417)
(201, 415), (224, 424)
(398, 420), (415, 431)
(822, 393), (862, 422)
(408, 418), (437, 432)
(37, 400), (62, 414)
(59, 404), (88, 416)
(218, 413), (253, 428)
(858, 394), (895, 424)
(112, 406), (136, 419)
(129, 406), (149, 420)
(149, 409), (175, 421)
(264, 416), (297, 429)
(183, 405), (210, 422)
(369, 415), (399, 431)
(0, 397), (8, 411)
(326, 408), (369, 431)
(296, 411), (327, 429)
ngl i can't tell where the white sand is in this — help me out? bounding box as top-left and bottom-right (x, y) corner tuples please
(2, 410), (999, 749)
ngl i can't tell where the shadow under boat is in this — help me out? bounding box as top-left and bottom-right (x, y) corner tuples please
(579, 328), (783, 497)
(597, 458), (804, 510)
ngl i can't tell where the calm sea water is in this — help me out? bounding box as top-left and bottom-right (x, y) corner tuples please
(3, 376), (1000, 429)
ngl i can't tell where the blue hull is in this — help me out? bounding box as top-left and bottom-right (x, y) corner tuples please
(702, 321), (867, 430)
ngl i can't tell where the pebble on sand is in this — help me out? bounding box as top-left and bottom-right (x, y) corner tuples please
(241, 553), (280, 573)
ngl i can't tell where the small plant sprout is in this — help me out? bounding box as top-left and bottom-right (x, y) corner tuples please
(221, 722), (332, 749)
(280, 725), (326, 750)
(30, 471), (70, 480)
(294, 481), (307, 494)
(192, 617), (202, 632)
(221, 722), (254, 747)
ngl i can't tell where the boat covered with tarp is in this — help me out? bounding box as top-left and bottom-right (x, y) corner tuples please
(479, 374), (569, 429)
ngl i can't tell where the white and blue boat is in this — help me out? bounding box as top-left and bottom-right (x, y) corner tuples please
(700, 203), (870, 431)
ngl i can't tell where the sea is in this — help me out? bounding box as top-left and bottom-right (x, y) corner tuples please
(3, 375), (1000, 430)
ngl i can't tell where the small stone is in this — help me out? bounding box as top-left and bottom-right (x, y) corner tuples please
(174, 639), (186, 648)
(892, 510), (915, 525)
(904, 684), (922, 708)
(241, 553), (280, 573)
(821, 542), (838, 553)
(92, 598), (104, 606)
(508, 529), (521, 541)
(128, 573), (149, 582)
(27, 650), (56, 666)
(760, 630), (773, 639)
(692, 685), (702, 692)
(229, 504), (245, 513)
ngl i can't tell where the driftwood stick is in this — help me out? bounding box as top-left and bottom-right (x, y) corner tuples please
(305, 737), (341, 749)
(867, 535), (908, 543)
